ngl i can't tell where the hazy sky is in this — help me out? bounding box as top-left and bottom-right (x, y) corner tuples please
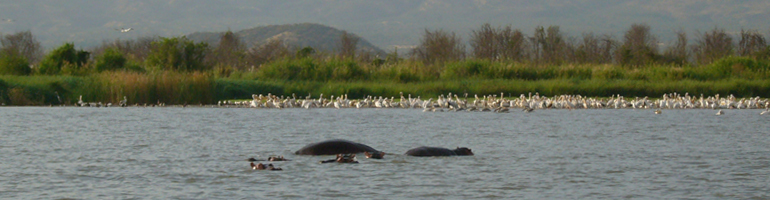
(0, 0), (767, 50)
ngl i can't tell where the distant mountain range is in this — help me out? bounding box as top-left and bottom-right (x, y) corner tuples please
(186, 23), (385, 55)
(0, 0), (768, 51)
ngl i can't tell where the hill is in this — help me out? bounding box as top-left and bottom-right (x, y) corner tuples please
(0, 1), (768, 51)
(186, 23), (385, 55)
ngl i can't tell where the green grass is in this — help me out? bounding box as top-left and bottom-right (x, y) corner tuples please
(3, 75), (769, 106)
(2, 56), (770, 105)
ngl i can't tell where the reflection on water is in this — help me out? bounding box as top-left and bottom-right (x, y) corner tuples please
(1, 107), (769, 199)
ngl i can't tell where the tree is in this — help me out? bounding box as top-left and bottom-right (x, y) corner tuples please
(531, 26), (545, 63)
(0, 51), (31, 75)
(296, 46), (316, 58)
(692, 27), (734, 65)
(575, 33), (603, 64)
(145, 37), (210, 71)
(412, 29), (465, 64)
(247, 39), (290, 68)
(662, 30), (688, 65)
(471, 24), (528, 62)
(617, 23), (659, 67)
(598, 34), (617, 63)
(37, 43), (90, 75)
(530, 26), (566, 64)
(94, 48), (127, 72)
(737, 29), (767, 59)
(92, 36), (156, 63)
(470, 23), (497, 60)
(338, 31), (359, 59)
(0, 30), (42, 64)
(498, 27), (528, 62)
(543, 26), (566, 64)
(210, 30), (246, 69)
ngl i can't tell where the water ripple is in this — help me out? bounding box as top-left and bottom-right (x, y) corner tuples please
(1, 108), (769, 198)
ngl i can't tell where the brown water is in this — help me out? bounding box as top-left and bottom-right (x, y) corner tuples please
(1, 107), (769, 199)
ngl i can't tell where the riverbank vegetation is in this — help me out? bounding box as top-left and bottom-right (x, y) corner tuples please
(1, 23), (769, 105)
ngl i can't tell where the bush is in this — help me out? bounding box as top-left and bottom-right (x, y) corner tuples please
(95, 48), (127, 72)
(328, 58), (367, 81)
(0, 51), (31, 75)
(37, 43), (90, 75)
(703, 56), (770, 80)
(145, 37), (210, 71)
(441, 59), (490, 79)
(592, 67), (625, 80)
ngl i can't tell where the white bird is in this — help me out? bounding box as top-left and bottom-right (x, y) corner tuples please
(761, 109), (769, 115)
(78, 95), (85, 107)
(119, 96), (128, 107)
(1, 18), (13, 23)
(716, 109), (724, 116)
(116, 28), (133, 33)
(654, 109), (662, 115)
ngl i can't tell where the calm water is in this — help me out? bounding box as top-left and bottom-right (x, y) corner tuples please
(1, 107), (769, 199)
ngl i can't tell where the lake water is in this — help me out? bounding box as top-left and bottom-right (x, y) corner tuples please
(1, 107), (769, 199)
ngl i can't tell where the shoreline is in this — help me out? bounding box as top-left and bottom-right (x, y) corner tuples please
(8, 92), (763, 110)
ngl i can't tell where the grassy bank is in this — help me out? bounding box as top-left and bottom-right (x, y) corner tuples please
(217, 78), (770, 99)
(3, 74), (768, 106)
(1, 56), (769, 106)
(0, 72), (214, 106)
(246, 57), (770, 82)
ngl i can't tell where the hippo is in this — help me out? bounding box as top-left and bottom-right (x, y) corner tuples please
(405, 146), (474, 157)
(295, 139), (379, 155)
(268, 156), (289, 161)
(364, 151), (385, 159)
(320, 154), (359, 163)
(267, 164), (283, 170)
(251, 162), (283, 170)
(251, 162), (266, 170)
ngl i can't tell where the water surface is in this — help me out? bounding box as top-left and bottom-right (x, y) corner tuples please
(1, 107), (768, 199)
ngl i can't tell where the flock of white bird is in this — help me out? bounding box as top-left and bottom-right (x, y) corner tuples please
(77, 95), (128, 107)
(216, 92), (770, 115)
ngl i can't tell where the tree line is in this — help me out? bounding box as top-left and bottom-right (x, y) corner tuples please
(0, 23), (769, 77)
(418, 23), (769, 67)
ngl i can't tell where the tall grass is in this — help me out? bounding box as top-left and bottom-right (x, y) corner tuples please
(256, 57), (369, 81)
(2, 56), (770, 105)
(215, 78), (770, 99)
(0, 75), (82, 105)
(2, 75), (769, 106)
(96, 71), (214, 105)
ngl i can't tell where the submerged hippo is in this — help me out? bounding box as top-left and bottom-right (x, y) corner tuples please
(364, 151), (385, 159)
(268, 156), (289, 161)
(320, 154), (359, 163)
(251, 162), (283, 170)
(405, 146), (474, 157)
(295, 139), (379, 155)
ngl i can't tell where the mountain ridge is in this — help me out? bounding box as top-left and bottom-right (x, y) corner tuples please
(186, 23), (385, 55)
(0, 0), (767, 51)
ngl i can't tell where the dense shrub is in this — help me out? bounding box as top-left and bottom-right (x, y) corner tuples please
(145, 37), (210, 71)
(94, 48), (127, 72)
(37, 43), (90, 75)
(0, 51), (31, 75)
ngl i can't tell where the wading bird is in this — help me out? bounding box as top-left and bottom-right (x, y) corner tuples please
(116, 28), (133, 33)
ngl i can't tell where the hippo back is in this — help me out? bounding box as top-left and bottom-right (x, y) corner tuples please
(405, 146), (458, 157)
(295, 139), (379, 155)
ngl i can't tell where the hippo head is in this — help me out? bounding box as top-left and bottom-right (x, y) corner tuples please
(453, 147), (474, 156)
(364, 151), (385, 159)
(251, 162), (266, 170)
(336, 154), (357, 163)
